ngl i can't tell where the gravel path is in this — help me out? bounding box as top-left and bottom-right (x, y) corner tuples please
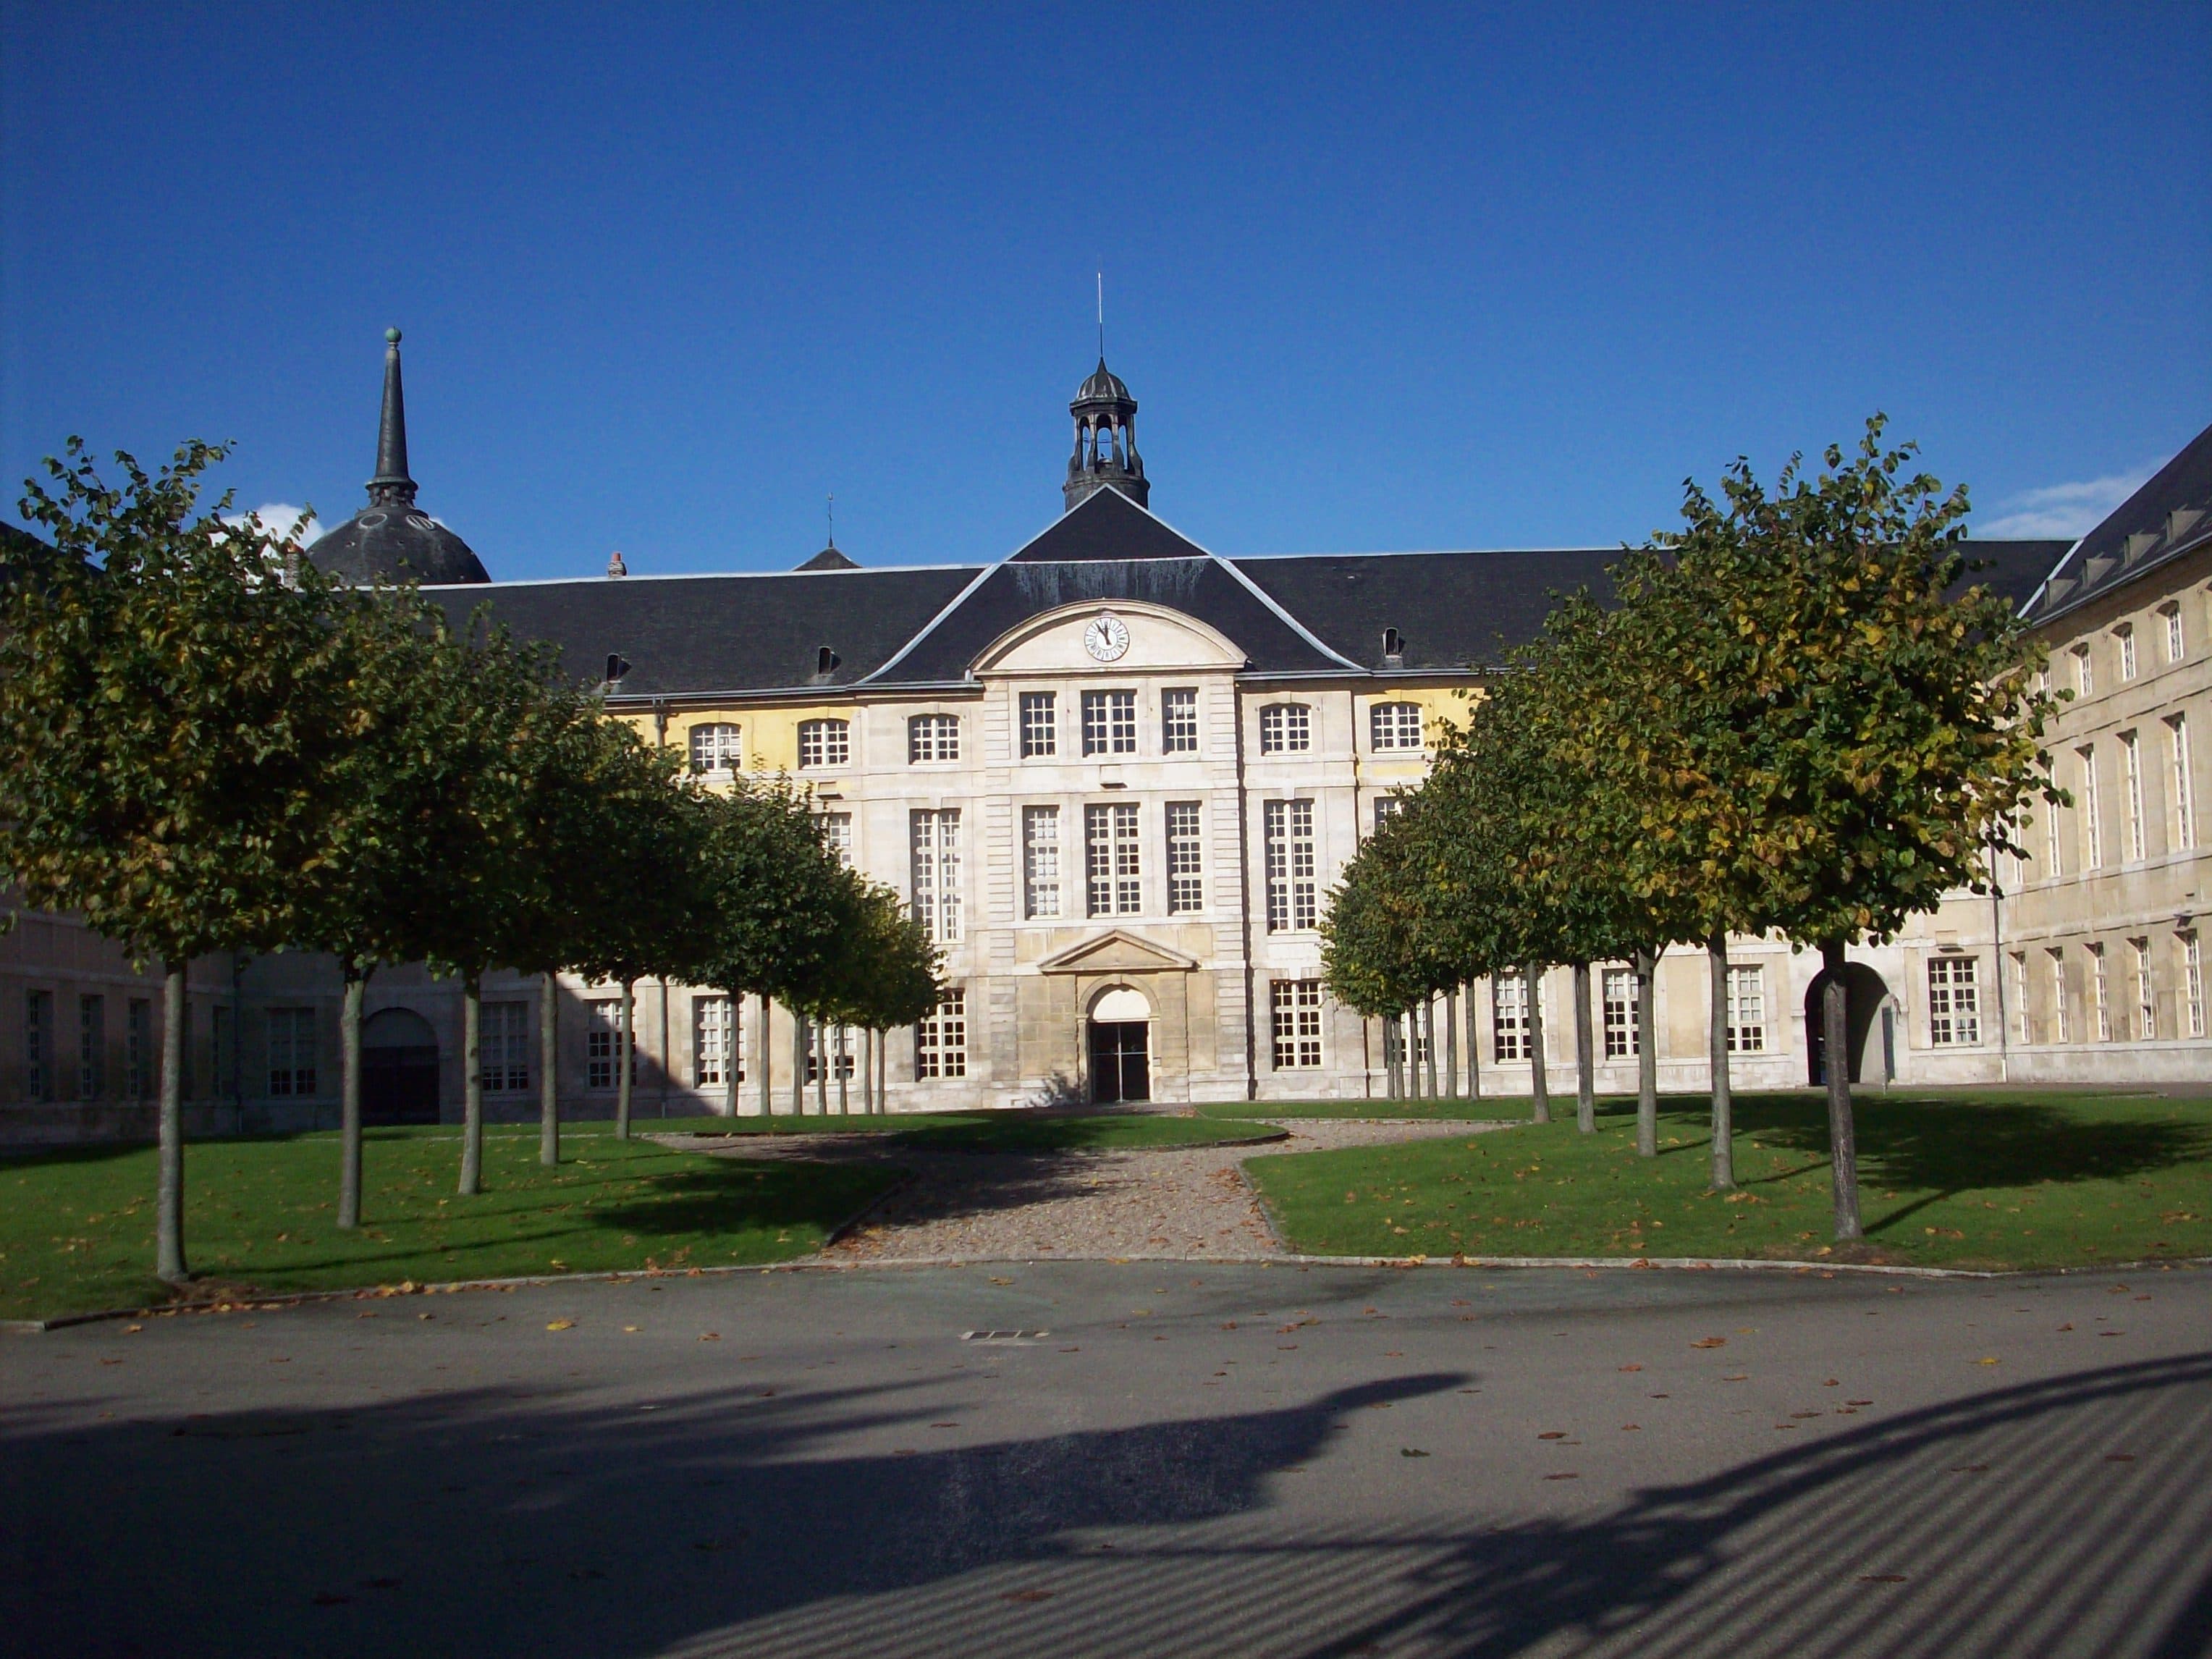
(676, 1115), (1514, 1263)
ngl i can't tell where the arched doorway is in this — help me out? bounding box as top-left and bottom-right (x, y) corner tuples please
(362, 1008), (441, 1126)
(1804, 964), (1891, 1086)
(1088, 985), (1151, 1105)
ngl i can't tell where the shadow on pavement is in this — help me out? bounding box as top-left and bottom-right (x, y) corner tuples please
(4, 1352), (2209, 1658)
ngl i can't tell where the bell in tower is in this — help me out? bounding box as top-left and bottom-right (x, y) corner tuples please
(1063, 358), (1148, 512)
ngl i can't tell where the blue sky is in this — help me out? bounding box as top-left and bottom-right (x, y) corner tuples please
(4, 3), (2207, 579)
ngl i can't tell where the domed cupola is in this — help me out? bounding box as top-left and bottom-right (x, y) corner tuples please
(308, 329), (490, 586)
(1064, 355), (1147, 513)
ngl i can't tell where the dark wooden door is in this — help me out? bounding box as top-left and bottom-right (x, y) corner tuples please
(1088, 1021), (1150, 1105)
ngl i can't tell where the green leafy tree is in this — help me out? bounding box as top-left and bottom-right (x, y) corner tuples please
(0, 440), (350, 1282)
(1652, 419), (2061, 1236)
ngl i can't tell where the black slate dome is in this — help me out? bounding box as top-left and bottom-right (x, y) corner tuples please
(308, 329), (490, 586)
(1076, 359), (1132, 405)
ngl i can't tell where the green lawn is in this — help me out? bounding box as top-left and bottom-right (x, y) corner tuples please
(1242, 1092), (2212, 1271)
(0, 1128), (900, 1324)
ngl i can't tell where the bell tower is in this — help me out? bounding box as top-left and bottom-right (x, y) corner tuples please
(1063, 358), (1148, 512)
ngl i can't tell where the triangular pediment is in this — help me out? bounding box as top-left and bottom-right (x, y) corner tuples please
(1036, 929), (1200, 975)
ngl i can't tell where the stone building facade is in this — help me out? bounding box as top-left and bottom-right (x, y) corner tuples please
(2, 339), (2205, 1136)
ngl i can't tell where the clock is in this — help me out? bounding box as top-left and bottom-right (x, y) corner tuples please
(1084, 611), (1131, 662)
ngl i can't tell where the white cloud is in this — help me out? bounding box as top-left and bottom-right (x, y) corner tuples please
(1977, 469), (2153, 539)
(218, 502), (323, 545)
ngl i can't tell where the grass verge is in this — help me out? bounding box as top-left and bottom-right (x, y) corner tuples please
(1241, 1092), (2212, 1272)
(0, 1128), (900, 1324)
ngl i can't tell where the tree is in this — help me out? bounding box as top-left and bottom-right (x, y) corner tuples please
(0, 440), (352, 1282)
(1652, 418), (2060, 1237)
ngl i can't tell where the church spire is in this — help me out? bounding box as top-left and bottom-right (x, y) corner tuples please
(1064, 355), (1147, 512)
(366, 326), (417, 509)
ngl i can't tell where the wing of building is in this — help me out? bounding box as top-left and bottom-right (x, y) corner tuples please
(4, 334), (2198, 1139)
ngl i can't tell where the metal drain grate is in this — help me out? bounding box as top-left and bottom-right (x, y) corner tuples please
(962, 1329), (1050, 1343)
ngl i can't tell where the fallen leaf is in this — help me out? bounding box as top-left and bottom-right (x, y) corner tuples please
(1543, 1472), (1579, 1480)
(1976, 1356), (1999, 1366)
(622, 1325), (640, 1334)
(700, 1333), (720, 1342)
(1691, 1338), (1726, 1349)
(988, 1277), (1013, 1286)
(546, 1320), (574, 1333)
(1858, 1574), (1908, 1584)
(1002, 1589), (1053, 1604)
(1538, 1432), (1567, 1440)
(1400, 1448), (1430, 1458)
(123, 1325), (143, 1334)
(1618, 1364), (1643, 1372)
(2106, 1453), (2136, 1463)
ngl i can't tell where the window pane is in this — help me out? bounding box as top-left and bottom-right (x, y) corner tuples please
(1493, 974), (1529, 1062)
(688, 722), (741, 772)
(1166, 801), (1204, 913)
(798, 719), (849, 768)
(1021, 691), (1057, 758)
(1162, 688), (1199, 753)
(1271, 979), (1324, 1068)
(1023, 806), (1061, 919)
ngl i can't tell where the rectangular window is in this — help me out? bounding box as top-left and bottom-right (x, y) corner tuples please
(2183, 933), (2205, 1039)
(2009, 951), (2030, 1047)
(2089, 945), (2111, 1042)
(916, 990), (966, 1079)
(2117, 623), (2137, 682)
(2074, 644), (2094, 699)
(1165, 801), (1204, 913)
(1262, 798), (1317, 931)
(1259, 703), (1311, 755)
(909, 713), (960, 763)
(1023, 806), (1062, 919)
(688, 722), (741, 773)
(1271, 979), (1325, 1069)
(1493, 973), (1529, 1063)
(797, 718), (849, 769)
(2044, 785), (2064, 877)
(910, 809), (962, 943)
(78, 995), (105, 1099)
(1726, 966), (1767, 1053)
(1374, 795), (1406, 834)
(2049, 949), (2071, 1044)
(806, 1023), (855, 1083)
(266, 1006), (316, 1097)
(127, 998), (152, 1098)
(1086, 802), (1142, 916)
(2171, 715), (2195, 849)
(1369, 701), (1424, 751)
(1081, 690), (1137, 756)
(1602, 968), (1639, 1059)
(2165, 602), (2185, 663)
(2080, 746), (2103, 870)
(2132, 937), (2155, 1042)
(1928, 956), (1980, 1047)
(2122, 732), (2146, 861)
(1020, 691), (1058, 758)
(693, 995), (737, 1088)
(25, 990), (52, 1102)
(1384, 1013), (1432, 1071)
(1162, 688), (1199, 753)
(481, 1001), (531, 1093)
(211, 1004), (233, 1098)
(585, 999), (633, 1090)
(818, 811), (853, 868)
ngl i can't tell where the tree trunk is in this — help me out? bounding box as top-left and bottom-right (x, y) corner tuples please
(1572, 960), (1595, 1133)
(1707, 934), (1734, 1190)
(861, 1027), (874, 1114)
(1465, 982), (1480, 1100)
(539, 971), (559, 1167)
(1824, 940), (1863, 1240)
(1422, 997), (1439, 1096)
(1635, 947), (1658, 1158)
(1526, 963), (1550, 1123)
(338, 966), (365, 1230)
(1443, 989), (1459, 1098)
(816, 1020), (829, 1115)
(837, 1026), (849, 1115)
(156, 961), (188, 1285)
(790, 1010), (806, 1116)
(877, 1026), (887, 1115)
(1409, 1011), (1423, 1099)
(615, 979), (635, 1141)
(1387, 1016), (1403, 1099)
(726, 993), (742, 1120)
(460, 974), (483, 1196)
(758, 997), (773, 1117)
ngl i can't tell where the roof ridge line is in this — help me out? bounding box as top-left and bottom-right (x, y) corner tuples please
(854, 560), (1004, 685)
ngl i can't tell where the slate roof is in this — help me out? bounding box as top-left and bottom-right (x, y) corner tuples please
(1008, 486), (1206, 561)
(423, 565), (979, 697)
(2022, 419), (2212, 625)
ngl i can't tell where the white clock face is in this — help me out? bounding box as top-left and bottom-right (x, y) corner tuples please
(1084, 612), (1131, 662)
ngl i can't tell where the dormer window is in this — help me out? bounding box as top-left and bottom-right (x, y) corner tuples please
(688, 722), (741, 774)
(909, 712), (961, 763)
(1259, 703), (1312, 754)
(798, 718), (849, 769)
(1370, 701), (1424, 752)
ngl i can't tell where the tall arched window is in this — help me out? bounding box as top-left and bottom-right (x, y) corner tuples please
(798, 718), (850, 769)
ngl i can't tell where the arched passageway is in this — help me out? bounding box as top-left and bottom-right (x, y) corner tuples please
(363, 1008), (441, 1126)
(1804, 965), (1891, 1086)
